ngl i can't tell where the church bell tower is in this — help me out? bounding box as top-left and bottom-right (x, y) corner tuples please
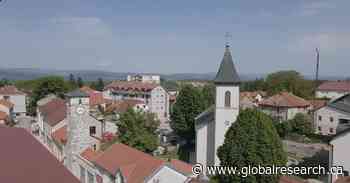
(213, 44), (240, 165)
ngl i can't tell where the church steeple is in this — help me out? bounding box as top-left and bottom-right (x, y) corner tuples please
(214, 45), (240, 84)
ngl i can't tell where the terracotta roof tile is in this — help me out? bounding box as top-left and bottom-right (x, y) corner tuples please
(80, 86), (105, 106)
(0, 127), (79, 183)
(0, 85), (26, 95)
(105, 99), (144, 113)
(0, 99), (14, 108)
(309, 99), (328, 111)
(93, 143), (164, 183)
(0, 111), (8, 120)
(39, 98), (66, 126)
(52, 125), (67, 145)
(81, 147), (101, 162)
(105, 81), (159, 92)
(317, 81), (350, 92)
(259, 92), (310, 108)
(170, 159), (193, 175)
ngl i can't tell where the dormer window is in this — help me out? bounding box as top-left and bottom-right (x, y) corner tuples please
(225, 91), (231, 107)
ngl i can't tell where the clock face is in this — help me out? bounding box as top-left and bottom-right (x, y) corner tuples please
(76, 106), (85, 115)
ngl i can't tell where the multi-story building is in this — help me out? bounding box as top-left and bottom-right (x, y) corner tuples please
(316, 81), (350, 100)
(314, 94), (350, 136)
(103, 81), (170, 125)
(127, 74), (161, 84)
(0, 85), (26, 116)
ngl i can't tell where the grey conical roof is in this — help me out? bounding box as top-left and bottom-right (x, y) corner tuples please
(65, 89), (89, 98)
(214, 45), (240, 84)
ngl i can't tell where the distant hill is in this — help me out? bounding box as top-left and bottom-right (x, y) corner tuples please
(0, 68), (346, 82)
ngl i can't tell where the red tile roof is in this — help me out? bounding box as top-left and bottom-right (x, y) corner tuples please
(170, 159), (193, 175)
(105, 99), (144, 113)
(259, 92), (310, 108)
(52, 125), (67, 145)
(317, 81), (350, 92)
(0, 99), (14, 108)
(105, 81), (159, 92)
(279, 176), (305, 183)
(0, 111), (8, 120)
(0, 127), (79, 183)
(0, 85), (26, 95)
(81, 147), (101, 162)
(80, 86), (105, 106)
(92, 143), (164, 183)
(240, 91), (267, 98)
(39, 98), (66, 126)
(309, 99), (328, 111)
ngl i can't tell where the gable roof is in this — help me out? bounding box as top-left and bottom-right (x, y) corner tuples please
(52, 125), (67, 145)
(0, 99), (14, 108)
(80, 86), (105, 106)
(214, 45), (240, 84)
(92, 143), (164, 183)
(39, 98), (67, 126)
(169, 159), (193, 175)
(195, 105), (215, 124)
(105, 99), (144, 114)
(259, 92), (310, 108)
(0, 127), (79, 183)
(328, 94), (350, 113)
(317, 81), (350, 92)
(0, 85), (26, 95)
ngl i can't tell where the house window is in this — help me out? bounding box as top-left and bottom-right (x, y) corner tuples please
(79, 99), (82, 104)
(88, 171), (94, 183)
(330, 128), (334, 133)
(318, 126), (322, 131)
(225, 91), (231, 107)
(80, 166), (86, 183)
(93, 144), (97, 151)
(330, 117), (334, 122)
(89, 126), (96, 136)
(318, 115), (322, 121)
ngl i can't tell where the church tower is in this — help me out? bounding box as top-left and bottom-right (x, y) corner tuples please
(213, 44), (240, 165)
(64, 89), (90, 177)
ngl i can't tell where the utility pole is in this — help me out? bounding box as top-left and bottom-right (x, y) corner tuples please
(315, 48), (320, 86)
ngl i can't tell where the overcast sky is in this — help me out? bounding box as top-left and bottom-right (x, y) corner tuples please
(0, 0), (348, 76)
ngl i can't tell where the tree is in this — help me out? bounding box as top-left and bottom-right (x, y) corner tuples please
(28, 76), (69, 115)
(265, 71), (313, 99)
(274, 121), (292, 138)
(201, 83), (215, 109)
(289, 113), (313, 135)
(170, 84), (205, 142)
(117, 109), (160, 153)
(96, 78), (105, 91)
(77, 77), (84, 88)
(217, 109), (287, 183)
(0, 78), (11, 87)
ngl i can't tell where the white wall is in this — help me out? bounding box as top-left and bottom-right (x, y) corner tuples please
(316, 91), (348, 100)
(195, 121), (209, 168)
(146, 166), (188, 183)
(150, 86), (169, 124)
(0, 94), (26, 115)
(315, 106), (350, 135)
(331, 133), (350, 175)
(214, 85), (239, 166)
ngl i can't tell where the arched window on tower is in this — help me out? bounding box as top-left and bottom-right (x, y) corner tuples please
(225, 91), (231, 107)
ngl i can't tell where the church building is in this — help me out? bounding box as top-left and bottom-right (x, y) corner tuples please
(195, 44), (240, 167)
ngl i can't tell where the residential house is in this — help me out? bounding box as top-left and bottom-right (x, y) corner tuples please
(77, 143), (193, 183)
(80, 86), (106, 111)
(127, 74), (161, 84)
(195, 45), (240, 167)
(103, 81), (170, 126)
(0, 127), (79, 183)
(0, 99), (14, 124)
(259, 92), (310, 122)
(240, 91), (266, 109)
(316, 81), (350, 100)
(0, 85), (26, 116)
(329, 129), (350, 183)
(314, 94), (350, 135)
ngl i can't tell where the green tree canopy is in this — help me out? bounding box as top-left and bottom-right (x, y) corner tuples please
(96, 78), (105, 91)
(0, 78), (11, 87)
(170, 84), (205, 142)
(28, 76), (69, 115)
(117, 109), (160, 153)
(218, 109), (287, 183)
(289, 113), (314, 135)
(265, 70), (313, 99)
(201, 83), (215, 109)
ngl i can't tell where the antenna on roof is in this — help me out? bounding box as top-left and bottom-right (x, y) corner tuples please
(315, 48), (320, 88)
(225, 32), (232, 47)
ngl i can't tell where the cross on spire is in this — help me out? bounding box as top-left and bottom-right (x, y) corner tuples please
(225, 32), (232, 47)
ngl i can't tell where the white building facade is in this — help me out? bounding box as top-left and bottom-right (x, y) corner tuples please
(0, 86), (26, 116)
(195, 45), (240, 168)
(316, 81), (350, 100)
